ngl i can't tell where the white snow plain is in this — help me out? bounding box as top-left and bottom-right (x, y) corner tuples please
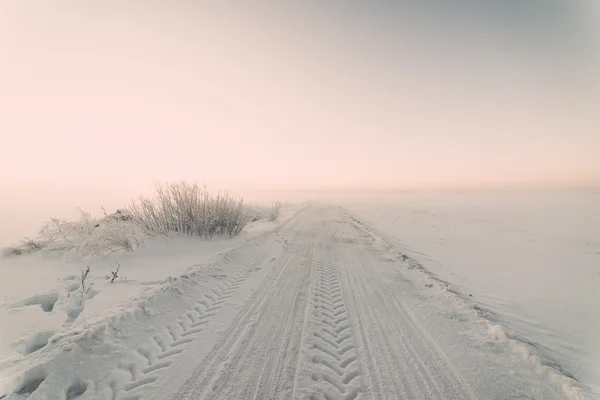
(0, 198), (597, 400)
(344, 189), (600, 399)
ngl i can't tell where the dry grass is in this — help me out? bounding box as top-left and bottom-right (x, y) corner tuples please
(2, 181), (252, 260)
(267, 201), (282, 222)
(128, 181), (249, 238)
(1, 239), (48, 257)
(2, 209), (144, 259)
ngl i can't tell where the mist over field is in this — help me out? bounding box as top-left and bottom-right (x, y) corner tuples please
(1, 1), (599, 399)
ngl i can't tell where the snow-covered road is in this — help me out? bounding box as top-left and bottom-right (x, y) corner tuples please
(3, 206), (584, 400)
(167, 206), (476, 400)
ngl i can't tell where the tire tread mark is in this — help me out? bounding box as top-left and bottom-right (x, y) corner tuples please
(171, 214), (314, 400)
(302, 259), (364, 400)
(114, 252), (267, 399)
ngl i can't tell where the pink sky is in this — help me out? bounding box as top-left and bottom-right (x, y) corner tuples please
(1, 1), (599, 235)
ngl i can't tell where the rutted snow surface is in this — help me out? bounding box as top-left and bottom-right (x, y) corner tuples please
(0, 206), (587, 399)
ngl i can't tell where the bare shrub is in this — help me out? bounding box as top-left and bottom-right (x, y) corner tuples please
(1, 238), (48, 257)
(105, 263), (120, 284)
(38, 208), (144, 259)
(3, 181), (249, 259)
(128, 181), (249, 238)
(79, 266), (93, 295)
(245, 201), (283, 222)
(268, 201), (282, 222)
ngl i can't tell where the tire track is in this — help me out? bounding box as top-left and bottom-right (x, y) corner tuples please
(115, 252), (267, 399)
(152, 206), (479, 400)
(333, 216), (478, 400)
(296, 258), (364, 400)
(171, 215), (317, 400)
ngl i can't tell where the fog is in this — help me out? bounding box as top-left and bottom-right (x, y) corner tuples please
(1, 1), (599, 244)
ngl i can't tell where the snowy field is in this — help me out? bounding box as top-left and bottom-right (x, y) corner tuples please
(0, 192), (597, 400)
(344, 189), (600, 398)
(0, 202), (302, 399)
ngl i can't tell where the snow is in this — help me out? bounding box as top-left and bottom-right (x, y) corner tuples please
(343, 189), (600, 398)
(0, 201), (595, 399)
(0, 206), (302, 398)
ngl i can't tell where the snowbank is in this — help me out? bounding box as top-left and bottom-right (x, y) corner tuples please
(0, 204), (303, 397)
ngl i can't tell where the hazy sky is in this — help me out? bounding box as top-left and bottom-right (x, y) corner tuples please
(1, 1), (599, 238)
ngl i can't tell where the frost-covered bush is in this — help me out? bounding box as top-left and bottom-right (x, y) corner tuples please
(37, 208), (144, 259)
(267, 201), (282, 222)
(2, 208), (144, 259)
(245, 201), (283, 222)
(1, 238), (48, 257)
(2, 181), (252, 259)
(128, 181), (249, 238)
